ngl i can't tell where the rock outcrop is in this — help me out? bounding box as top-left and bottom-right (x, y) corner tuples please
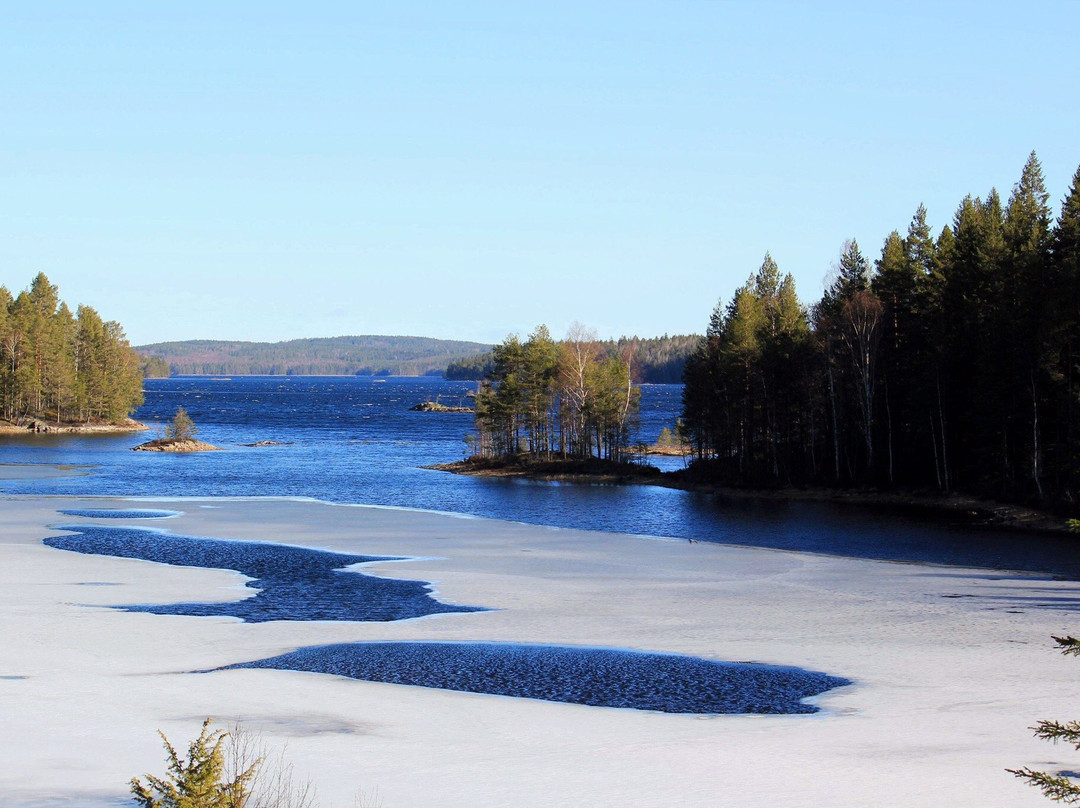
(131, 438), (221, 453)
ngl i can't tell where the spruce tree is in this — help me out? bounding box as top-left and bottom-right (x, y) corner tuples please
(1049, 165), (1080, 498)
(1003, 152), (1053, 498)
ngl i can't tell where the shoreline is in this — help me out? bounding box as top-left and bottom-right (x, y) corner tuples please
(429, 458), (1075, 535)
(0, 417), (148, 436)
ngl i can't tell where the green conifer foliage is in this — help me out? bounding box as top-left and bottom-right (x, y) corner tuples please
(164, 407), (198, 442)
(681, 253), (815, 482)
(130, 719), (257, 808)
(471, 323), (639, 462)
(679, 154), (1080, 508)
(1011, 636), (1080, 803)
(0, 274), (143, 424)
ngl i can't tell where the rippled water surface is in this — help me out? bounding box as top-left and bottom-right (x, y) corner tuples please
(45, 525), (485, 622)
(220, 641), (850, 714)
(57, 508), (180, 519)
(4, 376), (1080, 577)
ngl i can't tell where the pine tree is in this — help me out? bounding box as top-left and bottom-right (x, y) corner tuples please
(520, 325), (560, 456)
(165, 406), (198, 442)
(0, 285), (13, 420)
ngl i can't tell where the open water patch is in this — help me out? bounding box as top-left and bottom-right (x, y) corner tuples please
(43, 526), (486, 623)
(58, 508), (181, 519)
(219, 641), (850, 714)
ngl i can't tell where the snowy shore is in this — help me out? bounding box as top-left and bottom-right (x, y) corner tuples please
(1, 494), (1077, 807)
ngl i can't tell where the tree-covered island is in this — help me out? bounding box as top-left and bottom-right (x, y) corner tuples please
(0, 273), (146, 432)
(432, 324), (659, 480)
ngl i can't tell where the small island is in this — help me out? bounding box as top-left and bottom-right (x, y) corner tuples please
(132, 407), (220, 453)
(410, 400), (473, 413)
(131, 438), (221, 453)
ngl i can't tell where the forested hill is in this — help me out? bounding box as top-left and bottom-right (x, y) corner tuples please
(137, 336), (492, 376)
(446, 334), (700, 383)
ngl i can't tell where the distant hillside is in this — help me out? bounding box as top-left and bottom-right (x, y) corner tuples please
(137, 336), (493, 377)
(445, 334), (701, 384)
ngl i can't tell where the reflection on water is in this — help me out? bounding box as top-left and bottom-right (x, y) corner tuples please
(2, 376), (1078, 577)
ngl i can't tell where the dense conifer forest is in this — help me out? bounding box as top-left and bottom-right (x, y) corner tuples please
(0, 273), (144, 424)
(680, 153), (1080, 511)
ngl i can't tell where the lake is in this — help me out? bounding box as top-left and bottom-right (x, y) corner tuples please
(3, 375), (1080, 577)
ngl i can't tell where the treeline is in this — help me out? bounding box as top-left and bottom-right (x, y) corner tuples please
(614, 334), (700, 382)
(471, 325), (640, 462)
(137, 336), (492, 376)
(1, 273), (144, 424)
(445, 352), (495, 380)
(139, 355), (170, 378)
(447, 333), (698, 383)
(681, 152), (1080, 510)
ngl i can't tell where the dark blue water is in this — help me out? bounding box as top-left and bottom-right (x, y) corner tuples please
(4, 376), (1080, 577)
(57, 508), (180, 519)
(44, 525), (486, 622)
(219, 641), (850, 714)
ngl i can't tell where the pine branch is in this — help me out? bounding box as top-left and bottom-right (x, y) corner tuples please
(1052, 636), (1080, 656)
(1009, 767), (1080, 804)
(1034, 720), (1080, 750)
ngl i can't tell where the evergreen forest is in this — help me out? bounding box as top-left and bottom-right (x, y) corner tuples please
(138, 336), (492, 376)
(446, 333), (698, 383)
(470, 325), (641, 463)
(0, 273), (144, 424)
(680, 153), (1080, 511)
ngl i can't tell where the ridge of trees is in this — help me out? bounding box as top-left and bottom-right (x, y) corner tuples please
(1, 273), (144, 424)
(446, 333), (699, 383)
(681, 152), (1080, 511)
(137, 336), (492, 377)
(470, 324), (641, 463)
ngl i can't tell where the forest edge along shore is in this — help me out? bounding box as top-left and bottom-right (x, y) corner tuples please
(429, 455), (1074, 535)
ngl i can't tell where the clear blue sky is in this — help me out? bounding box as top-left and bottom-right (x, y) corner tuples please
(2, 2), (1077, 346)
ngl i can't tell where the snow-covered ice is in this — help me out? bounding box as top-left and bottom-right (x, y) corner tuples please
(1, 494), (1077, 807)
